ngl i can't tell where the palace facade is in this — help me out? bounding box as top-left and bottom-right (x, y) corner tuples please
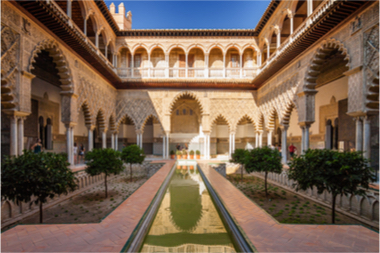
(1, 0), (378, 169)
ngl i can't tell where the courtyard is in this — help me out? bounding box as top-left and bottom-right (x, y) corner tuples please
(1, 0), (379, 252)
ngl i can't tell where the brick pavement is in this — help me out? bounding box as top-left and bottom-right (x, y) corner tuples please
(1, 160), (175, 252)
(200, 163), (379, 252)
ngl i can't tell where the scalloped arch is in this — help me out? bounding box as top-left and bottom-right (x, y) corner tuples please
(141, 114), (163, 132)
(304, 39), (350, 91)
(116, 113), (137, 131)
(78, 100), (93, 126)
(169, 91), (204, 115)
(210, 114), (232, 133)
(29, 39), (73, 93)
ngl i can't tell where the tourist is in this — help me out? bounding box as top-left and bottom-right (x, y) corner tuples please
(73, 143), (78, 165)
(31, 138), (43, 154)
(288, 143), (297, 158)
(176, 143), (180, 150)
(78, 143), (85, 164)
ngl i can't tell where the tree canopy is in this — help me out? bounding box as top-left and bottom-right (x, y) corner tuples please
(1, 151), (77, 223)
(85, 148), (124, 198)
(121, 144), (146, 181)
(288, 149), (375, 223)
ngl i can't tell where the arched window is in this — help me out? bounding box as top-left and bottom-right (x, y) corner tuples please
(176, 110), (179, 115)
(190, 109), (193, 115)
(183, 109), (187, 115)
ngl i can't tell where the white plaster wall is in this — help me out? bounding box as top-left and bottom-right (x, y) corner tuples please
(311, 76), (349, 135)
(31, 77), (65, 135)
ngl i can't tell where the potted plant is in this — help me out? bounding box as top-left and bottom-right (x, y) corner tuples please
(170, 150), (175, 159)
(189, 150), (195, 159)
(196, 150), (201, 159)
(182, 150), (188, 159)
(176, 150), (182, 160)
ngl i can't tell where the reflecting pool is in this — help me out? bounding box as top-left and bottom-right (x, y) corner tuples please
(140, 162), (236, 253)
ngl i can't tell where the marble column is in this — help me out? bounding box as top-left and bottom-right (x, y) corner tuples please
(18, 117), (24, 155)
(102, 130), (106, 149)
(185, 53), (188, 78)
(355, 117), (363, 151)
(232, 133), (235, 154)
(290, 15), (294, 35)
(205, 54), (209, 78)
(255, 132), (259, 148)
(165, 54), (169, 78)
(131, 55), (134, 78)
(304, 125), (310, 151)
(87, 125), (95, 152)
(266, 43), (270, 59)
(67, 0), (72, 19)
(136, 133), (140, 147)
(66, 125), (71, 164)
(84, 17), (87, 36)
(115, 133), (118, 151)
(239, 54), (243, 78)
(258, 131), (263, 147)
(140, 133), (143, 149)
(267, 130), (273, 147)
(363, 116), (371, 159)
(9, 115), (18, 156)
(307, 0), (313, 16)
(281, 125), (288, 163)
(223, 54), (226, 78)
(111, 134), (115, 149)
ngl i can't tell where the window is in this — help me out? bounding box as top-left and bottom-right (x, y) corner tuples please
(183, 109), (187, 115)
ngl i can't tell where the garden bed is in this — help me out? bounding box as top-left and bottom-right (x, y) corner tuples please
(227, 174), (375, 229)
(5, 165), (162, 229)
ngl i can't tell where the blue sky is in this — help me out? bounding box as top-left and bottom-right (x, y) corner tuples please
(105, 1), (271, 29)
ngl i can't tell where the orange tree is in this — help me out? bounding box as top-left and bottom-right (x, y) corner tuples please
(85, 148), (123, 198)
(230, 149), (249, 179)
(1, 151), (77, 223)
(121, 144), (146, 182)
(288, 149), (375, 223)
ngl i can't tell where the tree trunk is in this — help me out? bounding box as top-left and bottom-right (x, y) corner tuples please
(332, 193), (336, 224)
(39, 202), (43, 223)
(104, 174), (108, 198)
(130, 164), (133, 182)
(264, 171), (268, 198)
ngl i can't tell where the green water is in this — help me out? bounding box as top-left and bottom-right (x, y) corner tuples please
(140, 163), (237, 253)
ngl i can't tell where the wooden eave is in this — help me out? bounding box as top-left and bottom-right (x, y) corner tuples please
(94, 0), (119, 34)
(118, 29), (257, 37)
(254, 0), (280, 34)
(253, 0), (369, 88)
(15, 0), (121, 86)
(115, 81), (257, 90)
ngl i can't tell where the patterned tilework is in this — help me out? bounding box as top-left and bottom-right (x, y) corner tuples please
(199, 163), (379, 252)
(1, 160), (175, 252)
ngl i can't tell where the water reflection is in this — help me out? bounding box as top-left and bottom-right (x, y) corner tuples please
(140, 164), (236, 253)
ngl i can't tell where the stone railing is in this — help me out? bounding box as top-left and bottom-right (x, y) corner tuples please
(1, 161), (162, 229)
(253, 170), (379, 228)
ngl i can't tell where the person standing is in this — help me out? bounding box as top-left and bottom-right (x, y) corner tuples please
(288, 143), (297, 158)
(31, 138), (43, 154)
(78, 143), (85, 164)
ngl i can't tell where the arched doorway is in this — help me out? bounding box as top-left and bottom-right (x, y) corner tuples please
(170, 94), (202, 155)
(211, 116), (230, 157)
(236, 116), (255, 150)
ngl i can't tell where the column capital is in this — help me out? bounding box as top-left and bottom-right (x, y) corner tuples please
(65, 122), (77, 128)
(86, 125), (96, 131)
(266, 128), (274, 133)
(279, 124), (289, 131)
(203, 131), (211, 135)
(298, 122), (312, 128)
(229, 131), (236, 135)
(136, 129), (143, 135)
